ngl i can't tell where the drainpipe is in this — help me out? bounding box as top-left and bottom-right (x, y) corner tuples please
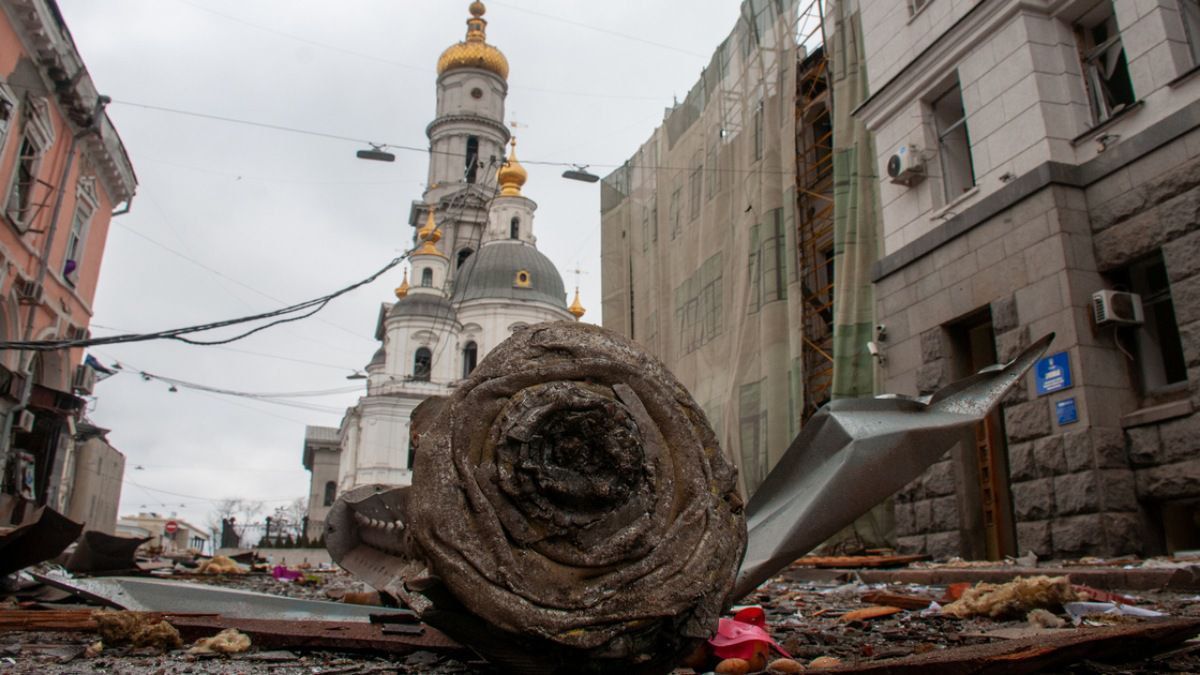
(0, 95), (110, 503)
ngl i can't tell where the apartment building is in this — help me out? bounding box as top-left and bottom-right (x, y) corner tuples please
(855, 0), (1200, 557)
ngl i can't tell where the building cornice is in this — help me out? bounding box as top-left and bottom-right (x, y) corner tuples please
(426, 113), (510, 142)
(2, 0), (137, 204)
(853, 0), (1059, 130)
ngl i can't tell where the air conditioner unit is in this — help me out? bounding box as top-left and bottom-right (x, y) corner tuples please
(15, 410), (34, 433)
(887, 144), (925, 185)
(14, 278), (42, 305)
(73, 364), (96, 395)
(1092, 290), (1144, 326)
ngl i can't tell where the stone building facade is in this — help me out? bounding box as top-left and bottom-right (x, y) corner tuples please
(855, 0), (1200, 558)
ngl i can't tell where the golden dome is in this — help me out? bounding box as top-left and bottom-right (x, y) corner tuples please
(395, 269), (411, 299)
(414, 207), (446, 258)
(497, 138), (527, 197)
(568, 287), (586, 320)
(437, 2), (509, 81)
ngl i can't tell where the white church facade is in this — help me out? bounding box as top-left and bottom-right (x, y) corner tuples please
(302, 1), (584, 538)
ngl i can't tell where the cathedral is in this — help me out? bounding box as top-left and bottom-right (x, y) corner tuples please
(302, 1), (584, 537)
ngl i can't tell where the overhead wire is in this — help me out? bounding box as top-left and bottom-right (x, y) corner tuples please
(0, 252), (409, 351)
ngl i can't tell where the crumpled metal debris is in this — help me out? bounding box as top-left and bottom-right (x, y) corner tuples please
(66, 530), (150, 574)
(327, 323), (1051, 675)
(732, 333), (1053, 598)
(0, 496), (83, 577)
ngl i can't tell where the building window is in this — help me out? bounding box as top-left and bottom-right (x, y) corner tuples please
(64, 179), (97, 287)
(1180, 0), (1200, 66)
(752, 102), (764, 161)
(510, 217), (519, 239)
(0, 85), (14, 156)
(465, 136), (479, 184)
(669, 186), (682, 240)
(739, 379), (768, 494)
(456, 247), (474, 269)
(747, 209), (788, 314)
(907, 0), (930, 16)
(514, 269), (532, 288)
(413, 347), (432, 381)
(462, 341), (478, 378)
(421, 268), (433, 287)
(1076, 4), (1135, 125)
(933, 80), (975, 202)
(1115, 252), (1187, 393)
(323, 481), (336, 507)
(5, 96), (55, 233)
(706, 137), (721, 200)
(674, 252), (723, 355)
(689, 155), (703, 221)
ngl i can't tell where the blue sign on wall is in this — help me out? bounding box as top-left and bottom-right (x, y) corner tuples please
(1036, 352), (1073, 396)
(1056, 398), (1079, 426)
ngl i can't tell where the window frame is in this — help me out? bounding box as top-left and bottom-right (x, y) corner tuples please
(0, 84), (15, 158)
(1116, 252), (1187, 395)
(413, 347), (433, 382)
(1075, 5), (1136, 126)
(1179, 0), (1200, 67)
(3, 96), (55, 234)
(63, 177), (97, 287)
(932, 79), (976, 203)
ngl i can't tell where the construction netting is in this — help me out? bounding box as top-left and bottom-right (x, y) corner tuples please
(600, 0), (828, 497)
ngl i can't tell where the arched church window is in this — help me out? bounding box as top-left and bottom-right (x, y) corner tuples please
(323, 481), (336, 507)
(413, 347), (432, 382)
(456, 248), (474, 269)
(465, 136), (479, 184)
(510, 217), (520, 239)
(421, 268), (433, 287)
(463, 341), (478, 378)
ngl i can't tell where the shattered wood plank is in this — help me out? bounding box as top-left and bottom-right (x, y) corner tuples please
(839, 606), (904, 623)
(0, 610), (214, 632)
(164, 615), (465, 656)
(792, 554), (929, 569)
(815, 618), (1200, 674)
(860, 591), (935, 610)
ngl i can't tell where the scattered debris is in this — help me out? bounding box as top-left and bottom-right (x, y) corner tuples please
(1027, 608), (1068, 629)
(65, 530), (149, 574)
(92, 610), (182, 652)
(767, 657), (804, 673)
(809, 655), (842, 668)
(941, 575), (1081, 619)
(83, 640), (103, 658)
(1064, 601), (1168, 625)
(860, 590), (934, 610)
(0, 497), (83, 577)
(839, 606), (904, 623)
(196, 555), (246, 575)
(794, 554), (929, 569)
(715, 657), (751, 674)
(188, 627), (252, 655)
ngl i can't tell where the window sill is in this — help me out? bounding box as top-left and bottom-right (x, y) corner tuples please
(906, 0), (932, 25)
(1070, 100), (1144, 147)
(1168, 62), (1200, 89)
(1120, 397), (1193, 429)
(930, 185), (979, 222)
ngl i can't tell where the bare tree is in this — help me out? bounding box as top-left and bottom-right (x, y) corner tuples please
(207, 498), (265, 548)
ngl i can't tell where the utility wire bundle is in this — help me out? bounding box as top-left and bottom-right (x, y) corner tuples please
(0, 254), (408, 352)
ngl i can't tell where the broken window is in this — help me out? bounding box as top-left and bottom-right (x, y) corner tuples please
(933, 79), (975, 202)
(5, 134), (42, 231)
(413, 347), (432, 382)
(1076, 5), (1136, 125)
(1181, 0), (1200, 66)
(1112, 252), (1187, 393)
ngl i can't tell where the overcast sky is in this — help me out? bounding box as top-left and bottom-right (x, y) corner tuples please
(53, 0), (746, 533)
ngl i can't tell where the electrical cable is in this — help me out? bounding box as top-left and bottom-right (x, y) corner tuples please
(0, 253), (409, 351)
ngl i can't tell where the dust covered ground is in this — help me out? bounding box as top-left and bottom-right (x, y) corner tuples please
(5, 562), (1200, 674)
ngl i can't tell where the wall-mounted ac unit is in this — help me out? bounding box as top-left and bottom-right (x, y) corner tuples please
(14, 278), (42, 305)
(1092, 290), (1144, 326)
(73, 364), (96, 395)
(887, 144), (925, 185)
